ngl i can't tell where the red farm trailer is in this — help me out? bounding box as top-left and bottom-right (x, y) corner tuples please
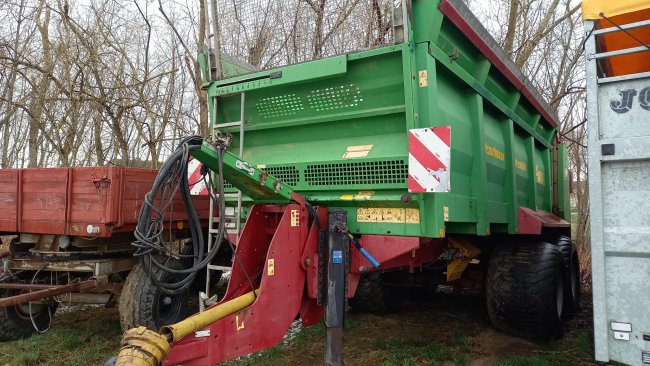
(0, 166), (211, 340)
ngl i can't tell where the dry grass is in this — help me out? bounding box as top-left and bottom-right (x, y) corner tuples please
(0, 305), (121, 366)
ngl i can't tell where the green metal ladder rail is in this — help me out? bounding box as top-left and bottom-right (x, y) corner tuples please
(204, 92), (246, 300)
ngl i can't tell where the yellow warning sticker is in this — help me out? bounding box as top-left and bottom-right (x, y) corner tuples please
(339, 191), (375, 201)
(291, 210), (300, 226)
(342, 144), (373, 159)
(267, 258), (275, 276)
(418, 70), (428, 87)
(357, 208), (420, 224)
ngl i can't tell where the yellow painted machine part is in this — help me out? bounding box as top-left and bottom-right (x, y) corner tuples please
(447, 259), (471, 282)
(114, 290), (259, 366)
(446, 238), (481, 282)
(162, 289), (259, 342)
(582, 0), (649, 19)
(115, 327), (169, 366)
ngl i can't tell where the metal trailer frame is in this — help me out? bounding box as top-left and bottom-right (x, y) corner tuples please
(0, 166), (210, 332)
(585, 17), (650, 366)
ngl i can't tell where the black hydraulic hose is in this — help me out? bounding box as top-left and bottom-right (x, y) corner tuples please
(132, 136), (228, 295)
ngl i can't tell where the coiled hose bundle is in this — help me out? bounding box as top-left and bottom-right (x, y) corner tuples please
(132, 136), (227, 295)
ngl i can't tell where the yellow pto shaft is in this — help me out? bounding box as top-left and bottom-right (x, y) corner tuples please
(115, 290), (259, 366)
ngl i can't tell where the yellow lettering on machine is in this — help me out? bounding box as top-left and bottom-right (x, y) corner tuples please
(484, 144), (505, 161)
(236, 315), (245, 330)
(535, 165), (545, 184)
(514, 159), (527, 172)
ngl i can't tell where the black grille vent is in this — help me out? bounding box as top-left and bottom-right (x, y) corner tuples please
(304, 160), (407, 186)
(264, 166), (300, 186)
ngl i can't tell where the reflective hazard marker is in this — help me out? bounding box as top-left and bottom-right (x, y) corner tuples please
(187, 157), (209, 195)
(408, 126), (451, 193)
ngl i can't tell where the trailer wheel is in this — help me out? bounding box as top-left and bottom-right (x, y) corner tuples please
(0, 289), (57, 341)
(119, 259), (190, 331)
(486, 241), (565, 340)
(349, 272), (403, 314)
(180, 241), (226, 292)
(556, 236), (581, 314)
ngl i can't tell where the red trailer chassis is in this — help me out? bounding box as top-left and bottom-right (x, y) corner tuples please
(154, 195), (452, 365)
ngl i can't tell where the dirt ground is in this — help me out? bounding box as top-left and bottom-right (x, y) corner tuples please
(225, 292), (595, 366)
(0, 290), (596, 366)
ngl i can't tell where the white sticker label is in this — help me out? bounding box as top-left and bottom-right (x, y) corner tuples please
(611, 322), (632, 332)
(235, 160), (255, 176)
(195, 330), (210, 338)
(614, 331), (630, 341)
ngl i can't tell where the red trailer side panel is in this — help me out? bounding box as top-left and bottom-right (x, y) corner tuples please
(0, 170), (19, 233)
(0, 167), (210, 237)
(20, 169), (68, 234)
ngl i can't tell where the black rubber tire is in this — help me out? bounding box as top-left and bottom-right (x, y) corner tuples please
(486, 241), (565, 340)
(556, 236), (581, 314)
(348, 272), (403, 314)
(180, 242), (224, 292)
(118, 259), (190, 331)
(0, 289), (57, 341)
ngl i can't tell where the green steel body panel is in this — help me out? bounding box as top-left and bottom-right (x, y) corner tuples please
(195, 0), (569, 238)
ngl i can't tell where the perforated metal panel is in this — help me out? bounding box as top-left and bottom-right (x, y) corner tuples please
(256, 94), (304, 119)
(304, 160), (407, 186)
(307, 84), (364, 112)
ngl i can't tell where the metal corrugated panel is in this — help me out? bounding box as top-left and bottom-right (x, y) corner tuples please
(585, 16), (650, 365)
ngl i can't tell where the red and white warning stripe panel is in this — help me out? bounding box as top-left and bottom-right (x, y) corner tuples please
(408, 126), (451, 193)
(187, 157), (209, 195)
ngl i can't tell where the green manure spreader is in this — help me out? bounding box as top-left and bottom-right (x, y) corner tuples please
(115, 1), (577, 365)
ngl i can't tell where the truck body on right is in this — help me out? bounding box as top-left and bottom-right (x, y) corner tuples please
(583, 1), (650, 365)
